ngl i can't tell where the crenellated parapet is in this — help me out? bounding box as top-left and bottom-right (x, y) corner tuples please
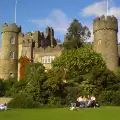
(93, 15), (118, 34)
(18, 33), (24, 44)
(18, 27), (58, 48)
(32, 31), (45, 47)
(32, 31), (42, 42)
(23, 32), (33, 40)
(93, 15), (118, 71)
(2, 23), (21, 33)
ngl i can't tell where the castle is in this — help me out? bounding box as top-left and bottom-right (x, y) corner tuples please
(0, 15), (119, 80)
(93, 15), (118, 71)
(0, 24), (63, 80)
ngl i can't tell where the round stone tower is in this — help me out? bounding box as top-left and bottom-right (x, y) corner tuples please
(0, 23), (21, 80)
(93, 15), (118, 71)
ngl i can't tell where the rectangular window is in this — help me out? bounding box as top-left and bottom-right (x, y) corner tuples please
(48, 56), (51, 63)
(41, 56), (55, 64)
(44, 56), (47, 63)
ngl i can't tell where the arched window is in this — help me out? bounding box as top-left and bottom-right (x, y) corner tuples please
(10, 51), (14, 59)
(10, 36), (15, 44)
(9, 73), (14, 78)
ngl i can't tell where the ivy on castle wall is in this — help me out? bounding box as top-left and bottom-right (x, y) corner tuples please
(18, 56), (31, 80)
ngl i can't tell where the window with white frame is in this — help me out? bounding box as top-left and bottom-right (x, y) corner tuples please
(10, 51), (14, 59)
(41, 56), (55, 64)
(10, 36), (15, 44)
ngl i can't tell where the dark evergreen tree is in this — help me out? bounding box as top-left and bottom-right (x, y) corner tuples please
(63, 19), (91, 49)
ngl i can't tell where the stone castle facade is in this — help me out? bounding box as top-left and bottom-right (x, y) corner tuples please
(0, 15), (119, 80)
(0, 23), (63, 80)
(93, 15), (118, 71)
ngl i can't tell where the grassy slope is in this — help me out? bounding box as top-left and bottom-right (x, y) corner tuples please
(0, 107), (119, 120)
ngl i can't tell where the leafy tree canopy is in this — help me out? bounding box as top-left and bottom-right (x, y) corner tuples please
(87, 65), (120, 95)
(52, 46), (106, 81)
(63, 19), (91, 49)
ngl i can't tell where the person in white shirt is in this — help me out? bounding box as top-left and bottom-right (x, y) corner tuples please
(91, 96), (96, 108)
(91, 96), (96, 101)
(0, 103), (7, 110)
(77, 96), (83, 105)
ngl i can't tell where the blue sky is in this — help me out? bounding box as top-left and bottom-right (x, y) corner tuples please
(0, 0), (120, 47)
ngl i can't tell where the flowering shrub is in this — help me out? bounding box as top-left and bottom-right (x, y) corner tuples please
(19, 56), (31, 79)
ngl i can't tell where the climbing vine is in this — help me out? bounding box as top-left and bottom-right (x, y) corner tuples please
(19, 56), (31, 80)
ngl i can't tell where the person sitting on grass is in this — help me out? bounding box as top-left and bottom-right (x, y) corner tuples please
(77, 96), (84, 107)
(0, 103), (7, 110)
(83, 96), (87, 108)
(91, 95), (96, 108)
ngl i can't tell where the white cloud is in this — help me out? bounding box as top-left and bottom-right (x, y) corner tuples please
(88, 27), (93, 42)
(109, 7), (120, 17)
(82, 0), (120, 18)
(82, 24), (93, 42)
(81, 0), (120, 42)
(82, 1), (106, 17)
(31, 9), (72, 34)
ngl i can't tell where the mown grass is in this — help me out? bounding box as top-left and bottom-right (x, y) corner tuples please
(0, 106), (119, 120)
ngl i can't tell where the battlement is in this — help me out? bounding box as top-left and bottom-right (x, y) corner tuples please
(19, 33), (24, 37)
(24, 32), (33, 36)
(17, 26), (57, 48)
(2, 23), (21, 33)
(45, 27), (54, 37)
(93, 15), (118, 33)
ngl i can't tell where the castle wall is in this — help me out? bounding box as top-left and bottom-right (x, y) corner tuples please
(0, 60), (18, 79)
(0, 23), (21, 80)
(0, 23), (62, 80)
(18, 44), (22, 80)
(93, 15), (118, 71)
(21, 32), (34, 59)
(22, 47), (33, 59)
(34, 46), (63, 70)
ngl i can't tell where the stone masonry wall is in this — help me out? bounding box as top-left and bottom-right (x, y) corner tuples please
(93, 15), (118, 71)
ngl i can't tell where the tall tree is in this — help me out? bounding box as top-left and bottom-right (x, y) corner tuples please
(24, 63), (47, 103)
(63, 19), (91, 49)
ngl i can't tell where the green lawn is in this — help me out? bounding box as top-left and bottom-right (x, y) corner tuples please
(0, 107), (120, 120)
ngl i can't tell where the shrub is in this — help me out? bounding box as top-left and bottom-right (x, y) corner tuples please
(47, 96), (63, 107)
(5, 80), (27, 97)
(111, 91), (120, 106)
(7, 92), (40, 108)
(97, 91), (114, 106)
(98, 91), (120, 106)
(0, 79), (5, 97)
(63, 86), (81, 105)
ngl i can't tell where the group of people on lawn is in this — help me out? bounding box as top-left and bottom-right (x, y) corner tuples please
(76, 95), (98, 108)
